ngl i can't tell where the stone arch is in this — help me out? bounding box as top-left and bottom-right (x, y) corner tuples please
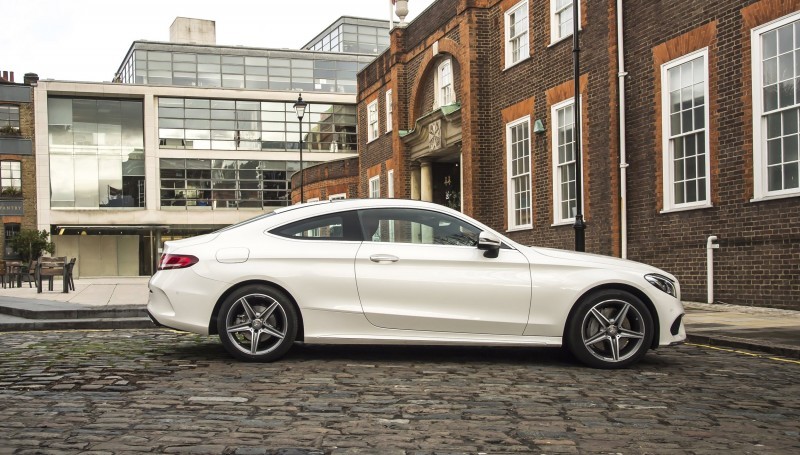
(409, 37), (464, 123)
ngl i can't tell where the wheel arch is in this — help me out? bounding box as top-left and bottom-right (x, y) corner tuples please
(208, 279), (305, 342)
(563, 283), (660, 349)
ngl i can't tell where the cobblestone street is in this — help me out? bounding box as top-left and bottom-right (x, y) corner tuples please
(0, 329), (798, 454)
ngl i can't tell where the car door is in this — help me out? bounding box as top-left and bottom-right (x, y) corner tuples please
(354, 207), (531, 335)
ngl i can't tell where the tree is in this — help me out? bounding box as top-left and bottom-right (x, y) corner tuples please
(9, 229), (56, 263)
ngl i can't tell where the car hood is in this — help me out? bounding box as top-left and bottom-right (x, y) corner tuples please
(525, 246), (677, 280)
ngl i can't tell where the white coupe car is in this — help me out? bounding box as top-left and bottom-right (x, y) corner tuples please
(147, 199), (686, 368)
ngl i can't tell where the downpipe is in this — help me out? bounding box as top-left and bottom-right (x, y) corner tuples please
(707, 235), (719, 304)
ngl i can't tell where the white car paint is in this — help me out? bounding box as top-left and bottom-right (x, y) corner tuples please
(148, 199), (685, 354)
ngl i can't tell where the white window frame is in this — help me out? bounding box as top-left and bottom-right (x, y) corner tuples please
(328, 193), (346, 200)
(369, 175), (380, 198)
(434, 59), (455, 108)
(550, 0), (581, 45)
(660, 48), (712, 212)
(306, 197), (320, 203)
(367, 100), (379, 142)
(387, 169), (395, 198)
(752, 11), (800, 201)
(506, 116), (533, 230)
(504, 0), (530, 69)
(551, 97), (585, 225)
(0, 161), (22, 192)
(385, 90), (393, 133)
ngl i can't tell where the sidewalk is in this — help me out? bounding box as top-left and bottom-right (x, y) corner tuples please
(0, 277), (153, 331)
(0, 278), (798, 358)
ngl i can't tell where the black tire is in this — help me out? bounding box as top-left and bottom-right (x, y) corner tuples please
(565, 289), (654, 369)
(217, 284), (298, 362)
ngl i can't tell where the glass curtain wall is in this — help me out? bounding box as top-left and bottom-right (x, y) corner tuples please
(158, 98), (356, 152)
(121, 50), (367, 94)
(307, 23), (390, 54)
(48, 97), (145, 208)
(159, 159), (316, 209)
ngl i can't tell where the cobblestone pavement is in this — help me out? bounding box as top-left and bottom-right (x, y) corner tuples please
(0, 329), (798, 454)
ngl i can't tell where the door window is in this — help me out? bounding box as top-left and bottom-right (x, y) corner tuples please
(358, 208), (480, 246)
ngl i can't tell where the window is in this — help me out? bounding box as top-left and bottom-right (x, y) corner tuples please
(753, 13), (800, 199)
(505, 1), (529, 68)
(4, 223), (20, 258)
(367, 100), (379, 141)
(387, 169), (395, 198)
(0, 161), (21, 197)
(157, 97), (357, 152)
(369, 175), (380, 198)
(506, 117), (532, 229)
(438, 60), (454, 106)
(48, 98), (145, 208)
(552, 98), (582, 223)
(551, 0), (578, 43)
(271, 212), (360, 241)
(329, 193), (346, 200)
(386, 90), (393, 132)
(358, 208), (480, 246)
(662, 50), (710, 210)
(0, 105), (20, 131)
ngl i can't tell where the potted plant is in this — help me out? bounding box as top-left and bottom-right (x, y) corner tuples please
(0, 125), (21, 137)
(0, 186), (22, 198)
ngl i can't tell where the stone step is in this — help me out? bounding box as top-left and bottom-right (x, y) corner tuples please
(0, 303), (146, 320)
(0, 316), (156, 332)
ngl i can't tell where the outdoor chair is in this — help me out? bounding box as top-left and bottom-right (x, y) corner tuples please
(35, 257), (68, 293)
(0, 260), (6, 289)
(66, 258), (76, 291)
(5, 260), (22, 288)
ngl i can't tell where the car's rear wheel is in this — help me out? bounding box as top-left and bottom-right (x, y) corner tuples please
(566, 289), (654, 369)
(217, 285), (297, 362)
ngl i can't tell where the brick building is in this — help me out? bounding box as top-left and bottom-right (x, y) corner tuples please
(0, 71), (38, 260)
(295, 0), (800, 309)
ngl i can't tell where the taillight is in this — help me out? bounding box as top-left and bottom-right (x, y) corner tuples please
(158, 254), (199, 270)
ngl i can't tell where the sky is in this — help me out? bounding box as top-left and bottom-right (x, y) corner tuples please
(0, 0), (436, 82)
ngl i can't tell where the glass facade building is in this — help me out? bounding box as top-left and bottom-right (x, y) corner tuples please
(38, 16), (376, 277)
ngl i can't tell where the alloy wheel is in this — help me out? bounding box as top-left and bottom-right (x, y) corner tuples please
(224, 293), (288, 356)
(580, 298), (646, 363)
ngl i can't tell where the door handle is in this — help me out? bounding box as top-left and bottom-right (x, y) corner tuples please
(370, 254), (399, 263)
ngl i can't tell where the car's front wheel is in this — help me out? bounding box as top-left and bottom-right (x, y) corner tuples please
(566, 289), (654, 369)
(217, 285), (298, 362)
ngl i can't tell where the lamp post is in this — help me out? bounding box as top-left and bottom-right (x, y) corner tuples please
(572, 0), (585, 252)
(293, 93), (308, 203)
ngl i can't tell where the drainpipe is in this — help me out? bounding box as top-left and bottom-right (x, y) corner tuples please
(707, 236), (719, 303)
(617, 0), (629, 258)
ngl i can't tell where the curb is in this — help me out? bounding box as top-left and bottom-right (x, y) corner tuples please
(0, 317), (156, 332)
(686, 333), (800, 360)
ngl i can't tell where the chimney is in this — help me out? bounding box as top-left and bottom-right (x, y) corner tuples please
(24, 73), (39, 86)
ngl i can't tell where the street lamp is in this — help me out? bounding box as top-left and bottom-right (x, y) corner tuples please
(293, 93), (308, 203)
(572, 0), (586, 252)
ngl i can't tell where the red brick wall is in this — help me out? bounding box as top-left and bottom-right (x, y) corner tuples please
(624, 0), (800, 308)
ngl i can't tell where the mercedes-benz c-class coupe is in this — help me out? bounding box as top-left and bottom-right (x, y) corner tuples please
(147, 199), (686, 368)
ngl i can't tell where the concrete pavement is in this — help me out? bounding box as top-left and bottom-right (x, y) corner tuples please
(0, 277), (798, 358)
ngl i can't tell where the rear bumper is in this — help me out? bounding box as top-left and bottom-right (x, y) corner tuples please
(147, 269), (229, 336)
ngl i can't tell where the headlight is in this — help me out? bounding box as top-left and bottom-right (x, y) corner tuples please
(645, 274), (677, 298)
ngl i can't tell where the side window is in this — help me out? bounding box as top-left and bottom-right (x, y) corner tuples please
(270, 211), (360, 241)
(358, 208), (480, 247)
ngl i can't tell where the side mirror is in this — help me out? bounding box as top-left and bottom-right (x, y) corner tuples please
(477, 231), (501, 258)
